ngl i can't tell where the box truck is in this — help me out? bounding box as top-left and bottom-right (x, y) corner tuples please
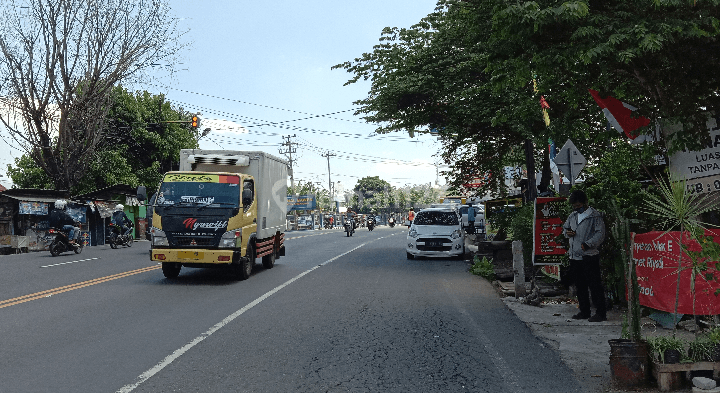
(144, 150), (288, 279)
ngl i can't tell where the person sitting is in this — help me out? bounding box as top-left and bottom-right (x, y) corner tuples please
(112, 204), (133, 237)
(49, 199), (79, 244)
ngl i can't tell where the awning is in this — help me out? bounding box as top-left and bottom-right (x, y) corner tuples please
(3, 195), (61, 204)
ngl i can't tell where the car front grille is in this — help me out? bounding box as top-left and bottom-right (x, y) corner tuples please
(416, 237), (453, 251)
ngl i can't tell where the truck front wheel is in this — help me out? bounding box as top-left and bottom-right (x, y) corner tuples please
(162, 263), (181, 278)
(233, 245), (255, 280)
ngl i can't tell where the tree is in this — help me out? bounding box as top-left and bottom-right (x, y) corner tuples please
(335, 0), (720, 194)
(352, 176), (394, 213)
(8, 87), (199, 194)
(0, 0), (187, 191)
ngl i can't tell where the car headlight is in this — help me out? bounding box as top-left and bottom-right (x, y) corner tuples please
(219, 230), (241, 248)
(408, 228), (418, 238)
(151, 227), (168, 246)
(451, 229), (462, 239)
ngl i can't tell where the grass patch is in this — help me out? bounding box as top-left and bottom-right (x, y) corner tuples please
(470, 255), (495, 281)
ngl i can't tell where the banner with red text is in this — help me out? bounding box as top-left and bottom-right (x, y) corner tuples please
(533, 197), (567, 265)
(634, 230), (720, 315)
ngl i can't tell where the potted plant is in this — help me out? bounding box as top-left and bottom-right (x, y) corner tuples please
(607, 200), (649, 387)
(647, 336), (686, 364)
(708, 327), (720, 361)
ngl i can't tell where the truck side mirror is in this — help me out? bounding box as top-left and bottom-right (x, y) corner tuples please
(242, 189), (253, 206)
(137, 186), (147, 202)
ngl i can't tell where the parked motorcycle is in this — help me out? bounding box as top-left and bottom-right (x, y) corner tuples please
(367, 217), (375, 231)
(388, 217), (395, 228)
(48, 228), (83, 256)
(344, 218), (355, 237)
(108, 223), (134, 248)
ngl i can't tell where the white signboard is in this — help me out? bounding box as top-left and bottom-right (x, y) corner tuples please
(669, 115), (720, 194)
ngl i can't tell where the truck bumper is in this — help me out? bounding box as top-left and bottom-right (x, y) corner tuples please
(150, 248), (237, 264)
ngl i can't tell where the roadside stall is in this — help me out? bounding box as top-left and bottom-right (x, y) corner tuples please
(0, 189), (71, 253)
(73, 184), (146, 244)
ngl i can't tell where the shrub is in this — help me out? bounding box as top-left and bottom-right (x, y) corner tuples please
(470, 256), (495, 281)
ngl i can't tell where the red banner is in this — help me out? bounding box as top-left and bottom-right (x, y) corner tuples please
(634, 230), (720, 315)
(533, 197), (567, 265)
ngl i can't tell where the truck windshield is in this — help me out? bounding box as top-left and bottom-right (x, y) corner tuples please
(155, 173), (240, 207)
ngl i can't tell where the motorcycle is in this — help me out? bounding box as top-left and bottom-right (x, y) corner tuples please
(367, 217), (375, 231)
(48, 227), (83, 256)
(344, 218), (355, 237)
(388, 217), (396, 228)
(108, 223), (134, 248)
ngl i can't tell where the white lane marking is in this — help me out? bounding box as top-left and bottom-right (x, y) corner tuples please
(117, 242), (369, 393)
(40, 258), (100, 268)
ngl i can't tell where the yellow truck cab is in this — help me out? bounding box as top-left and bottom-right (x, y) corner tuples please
(145, 150), (288, 280)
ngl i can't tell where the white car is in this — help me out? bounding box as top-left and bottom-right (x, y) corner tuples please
(406, 207), (465, 259)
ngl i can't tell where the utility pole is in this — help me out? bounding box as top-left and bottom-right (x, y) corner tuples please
(279, 134), (297, 190)
(322, 151), (336, 212)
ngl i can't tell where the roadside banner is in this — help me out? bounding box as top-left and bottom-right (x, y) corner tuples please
(533, 196), (567, 265)
(633, 230), (720, 315)
(287, 195), (316, 212)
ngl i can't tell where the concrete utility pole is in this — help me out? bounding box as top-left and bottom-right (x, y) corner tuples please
(279, 135), (297, 190)
(322, 151), (336, 212)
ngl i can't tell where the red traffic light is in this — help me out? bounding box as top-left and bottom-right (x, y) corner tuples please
(191, 115), (199, 128)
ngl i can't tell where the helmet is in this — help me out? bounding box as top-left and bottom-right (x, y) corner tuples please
(115, 204), (124, 212)
(54, 200), (67, 210)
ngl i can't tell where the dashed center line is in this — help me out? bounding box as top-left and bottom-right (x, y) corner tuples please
(41, 257), (101, 268)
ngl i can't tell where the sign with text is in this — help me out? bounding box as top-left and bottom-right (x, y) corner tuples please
(533, 197), (567, 265)
(19, 201), (48, 215)
(634, 230), (720, 315)
(287, 195), (316, 212)
(669, 114), (720, 194)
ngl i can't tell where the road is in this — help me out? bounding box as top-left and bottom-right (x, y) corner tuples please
(1, 226), (583, 393)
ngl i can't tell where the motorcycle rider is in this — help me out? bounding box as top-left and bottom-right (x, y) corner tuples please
(347, 208), (357, 230)
(49, 200), (79, 244)
(112, 204), (133, 237)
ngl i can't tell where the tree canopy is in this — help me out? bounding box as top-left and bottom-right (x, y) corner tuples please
(0, 0), (186, 191)
(334, 0), (720, 195)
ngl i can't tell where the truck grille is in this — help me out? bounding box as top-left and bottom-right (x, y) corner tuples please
(170, 235), (217, 247)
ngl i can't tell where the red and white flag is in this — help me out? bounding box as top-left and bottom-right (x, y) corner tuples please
(588, 89), (651, 140)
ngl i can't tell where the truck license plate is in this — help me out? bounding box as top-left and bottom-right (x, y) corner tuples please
(178, 251), (203, 260)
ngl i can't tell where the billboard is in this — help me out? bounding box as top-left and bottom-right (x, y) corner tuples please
(533, 197), (567, 265)
(287, 195), (316, 212)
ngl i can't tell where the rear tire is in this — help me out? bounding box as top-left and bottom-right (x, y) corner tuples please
(262, 248), (276, 269)
(74, 242), (83, 254)
(162, 263), (181, 278)
(50, 242), (61, 257)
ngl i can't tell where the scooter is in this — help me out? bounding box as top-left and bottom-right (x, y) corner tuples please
(108, 223), (134, 248)
(48, 228), (83, 256)
(388, 217), (395, 228)
(344, 218), (355, 237)
(367, 217), (375, 231)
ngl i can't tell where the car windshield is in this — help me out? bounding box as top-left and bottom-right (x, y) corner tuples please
(414, 211), (459, 226)
(156, 173), (240, 207)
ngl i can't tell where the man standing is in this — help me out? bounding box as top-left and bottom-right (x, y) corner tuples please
(467, 203), (476, 234)
(563, 190), (606, 322)
(407, 207), (415, 228)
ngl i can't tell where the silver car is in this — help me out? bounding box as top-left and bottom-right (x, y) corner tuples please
(406, 207), (465, 259)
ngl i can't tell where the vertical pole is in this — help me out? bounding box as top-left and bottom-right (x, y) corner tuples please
(567, 147), (573, 187)
(513, 240), (527, 298)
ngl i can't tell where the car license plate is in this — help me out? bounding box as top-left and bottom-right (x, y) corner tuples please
(178, 251), (203, 260)
(427, 240), (442, 247)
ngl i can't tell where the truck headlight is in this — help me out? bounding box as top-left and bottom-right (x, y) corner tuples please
(451, 229), (462, 239)
(219, 230), (241, 248)
(151, 227), (168, 246)
(408, 228), (418, 238)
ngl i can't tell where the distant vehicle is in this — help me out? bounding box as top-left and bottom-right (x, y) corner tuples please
(459, 205), (485, 235)
(406, 207), (465, 259)
(439, 195), (466, 205)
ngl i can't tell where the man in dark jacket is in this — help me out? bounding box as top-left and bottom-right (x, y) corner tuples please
(563, 190), (607, 322)
(112, 204), (133, 236)
(49, 200), (79, 243)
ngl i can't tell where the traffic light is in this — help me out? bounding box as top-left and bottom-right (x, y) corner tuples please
(191, 115), (199, 128)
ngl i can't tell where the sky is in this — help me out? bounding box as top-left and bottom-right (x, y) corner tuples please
(0, 0), (445, 195)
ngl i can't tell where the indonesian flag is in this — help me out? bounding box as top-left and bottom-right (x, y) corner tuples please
(588, 89), (650, 140)
(539, 96), (550, 126)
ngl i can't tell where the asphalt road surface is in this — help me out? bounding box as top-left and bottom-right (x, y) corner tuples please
(1, 226), (582, 392)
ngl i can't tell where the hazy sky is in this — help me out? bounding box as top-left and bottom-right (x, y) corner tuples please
(0, 1), (445, 193)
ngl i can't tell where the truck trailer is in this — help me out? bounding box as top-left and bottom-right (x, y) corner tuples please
(144, 150), (288, 279)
